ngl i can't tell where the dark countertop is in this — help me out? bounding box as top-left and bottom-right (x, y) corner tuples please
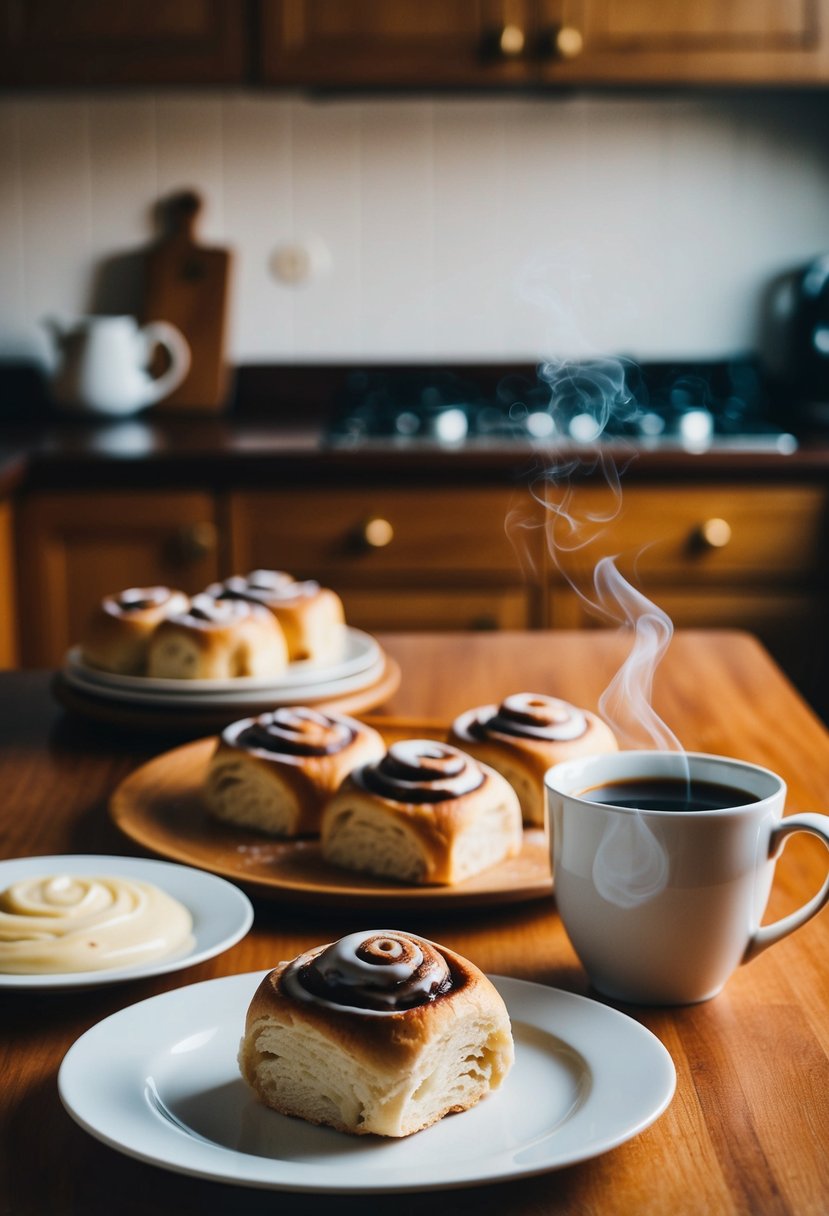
(2, 361), (829, 493)
(2, 414), (829, 494)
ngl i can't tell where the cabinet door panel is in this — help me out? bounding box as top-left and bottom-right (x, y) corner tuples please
(261, 0), (533, 86)
(539, 0), (828, 84)
(338, 585), (530, 633)
(17, 492), (219, 667)
(0, 500), (17, 668)
(0, 0), (248, 86)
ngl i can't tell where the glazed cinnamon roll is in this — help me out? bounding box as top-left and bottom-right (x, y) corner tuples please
(80, 586), (190, 675)
(205, 707), (385, 837)
(320, 740), (522, 885)
(238, 930), (514, 1137)
(449, 692), (618, 826)
(206, 570), (345, 664)
(146, 593), (288, 680)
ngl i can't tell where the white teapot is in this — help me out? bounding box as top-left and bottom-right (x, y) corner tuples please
(44, 315), (191, 417)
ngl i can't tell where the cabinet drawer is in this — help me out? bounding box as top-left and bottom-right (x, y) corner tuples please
(229, 488), (531, 579)
(338, 585), (531, 634)
(542, 484), (828, 584)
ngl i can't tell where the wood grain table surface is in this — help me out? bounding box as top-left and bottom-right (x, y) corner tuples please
(1, 630), (828, 1216)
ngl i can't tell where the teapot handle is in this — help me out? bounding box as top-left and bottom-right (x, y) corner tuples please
(140, 321), (191, 403)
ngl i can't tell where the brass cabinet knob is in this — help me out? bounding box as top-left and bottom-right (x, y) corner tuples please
(172, 521), (218, 564)
(695, 518), (732, 550)
(498, 23), (526, 57)
(544, 25), (584, 60)
(360, 517), (394, 549)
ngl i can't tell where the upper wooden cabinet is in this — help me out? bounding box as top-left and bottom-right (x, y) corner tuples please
(0, 0), (249, 87)
(3, 0), (828, 89)
(260, 0), (829, 88)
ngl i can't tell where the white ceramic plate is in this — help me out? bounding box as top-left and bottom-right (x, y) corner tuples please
(58, 973), (675, 1192)
(0, 855), (253, 990)
(65, 627), (380, 696)
(61, 654), (386, 710)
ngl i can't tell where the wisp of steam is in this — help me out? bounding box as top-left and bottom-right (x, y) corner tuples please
(507, 356), (683, 752)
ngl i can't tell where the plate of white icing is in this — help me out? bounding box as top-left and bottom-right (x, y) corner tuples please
(58, 973), (675, 1191)
(0, 855), (253, 990)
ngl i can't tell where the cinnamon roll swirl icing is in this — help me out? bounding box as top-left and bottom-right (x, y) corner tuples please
(230, 707), (356, 758)
(209, 570), (321, 606)
(281, 930), (455, 1015)
(178, 593), (266, 627)
(356, 740), (484, 804)
(471, 693), (588, 742)
(105, 586), (181, 615)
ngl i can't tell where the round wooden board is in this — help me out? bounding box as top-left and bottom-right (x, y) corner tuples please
(109, 733), (553, 910)
(52, 655), (401, 740)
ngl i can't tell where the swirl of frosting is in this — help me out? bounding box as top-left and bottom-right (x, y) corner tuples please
(357, 740), (484, 804)
(178, 592), (265, 627)
(0, 874), (193, 974)
(475, 693), (588, 742)
(281, 930), (453, 1014)
(106, 586), (178, 614)
(229, 707), (356, 757)
(208, 571), (321, 607)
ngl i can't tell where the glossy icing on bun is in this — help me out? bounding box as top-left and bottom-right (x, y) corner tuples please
(450, 692), (618, 826)
(239, 931), (514, 1137)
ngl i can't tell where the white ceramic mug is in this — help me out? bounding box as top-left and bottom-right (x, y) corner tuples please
(546, 751), (829, 1005)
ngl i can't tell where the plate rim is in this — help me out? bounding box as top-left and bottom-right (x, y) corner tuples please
(108, 735), (554, 910)
(64, 626), (381, 697)
(57, 971), (676, 1193)
(0, 854), (254, 990)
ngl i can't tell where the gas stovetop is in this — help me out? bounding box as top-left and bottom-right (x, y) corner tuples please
(324, 360), (798, 454)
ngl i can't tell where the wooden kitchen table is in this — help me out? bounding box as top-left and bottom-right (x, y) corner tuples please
(1, 630), (828, 1216)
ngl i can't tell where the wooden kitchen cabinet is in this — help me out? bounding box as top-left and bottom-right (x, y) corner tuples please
(260, 0), (534, 88)
(260, 0), (829, 89)
(542, 481), (829, 714)
(0, 0), (249, 88)
(226, 485), (539, 633)
(16, 491), (221, 667)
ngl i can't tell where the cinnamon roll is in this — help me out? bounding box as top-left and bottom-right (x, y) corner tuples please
(449, 692), (618, 826)
(320, 740), (522, 885)
(205, 708), (386, 837)
(146, 593), (288, 680)
(206, 570), (345, 664)
(238, 930), (514, 1137)
(80, 586), (190, 675)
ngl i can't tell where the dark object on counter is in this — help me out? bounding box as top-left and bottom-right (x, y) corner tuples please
(763, 254), (829, 432)
(142, 190), (233, 413)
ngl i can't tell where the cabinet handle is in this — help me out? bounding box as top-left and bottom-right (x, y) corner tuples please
(172, 521), (218, 564)
(359, 517), (395, 550)
(542, 25), (584, 60)
(497, 23), (526, 57)
(694, 518), (732, 550)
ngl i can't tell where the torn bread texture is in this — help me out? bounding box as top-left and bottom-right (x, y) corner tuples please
(238, 943), (514, 1137)
(321, 764), (523, 885)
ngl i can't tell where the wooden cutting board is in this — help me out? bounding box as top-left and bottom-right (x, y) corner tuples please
(142, 190), (232, 412)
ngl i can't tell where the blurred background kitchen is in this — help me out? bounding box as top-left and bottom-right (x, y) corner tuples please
(0, 2), (827, 720)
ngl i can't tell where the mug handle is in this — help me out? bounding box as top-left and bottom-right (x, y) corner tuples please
(140, 320), (191, 403)
(743, 813), (829, 962)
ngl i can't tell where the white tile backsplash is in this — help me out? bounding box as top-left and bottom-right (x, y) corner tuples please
(1, 89), (828, 366)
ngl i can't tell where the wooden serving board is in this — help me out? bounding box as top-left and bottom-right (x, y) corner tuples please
(109, 725), (553, 910)
(142, 190), (232, 412)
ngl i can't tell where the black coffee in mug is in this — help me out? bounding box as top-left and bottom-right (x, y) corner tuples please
(581, 777), (761, 812)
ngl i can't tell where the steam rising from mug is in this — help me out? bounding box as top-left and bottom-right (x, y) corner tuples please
(506, 356), (682, 752)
